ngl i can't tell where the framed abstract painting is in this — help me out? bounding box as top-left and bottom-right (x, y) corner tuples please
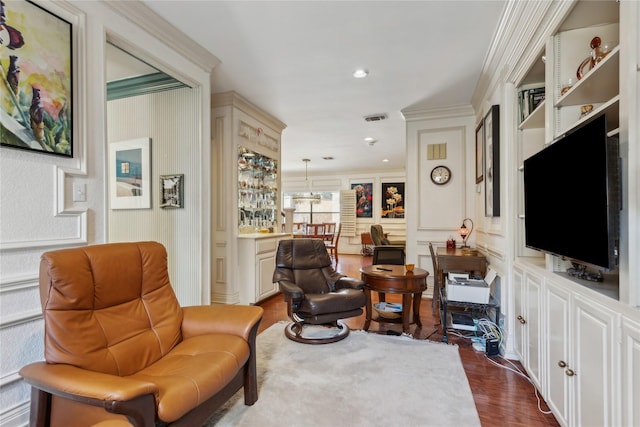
(0, 0), (73, 157)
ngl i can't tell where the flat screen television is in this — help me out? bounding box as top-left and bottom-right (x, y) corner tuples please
(523, 114), (620, 274)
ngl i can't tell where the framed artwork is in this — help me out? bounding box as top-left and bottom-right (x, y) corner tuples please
(475, 120), (484, 184)
(160, 174), (184, 209)
(109, 138), (151, 210)
(0, 0), (73, 157)
(351, 182), (373, 218)
(381, 182), (405, 219)
(484, 105), (500, 217)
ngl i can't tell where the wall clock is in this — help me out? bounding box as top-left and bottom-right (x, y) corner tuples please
(430, 165), (451, 185)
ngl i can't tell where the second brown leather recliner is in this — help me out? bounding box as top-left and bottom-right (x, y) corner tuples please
(273, 239), (366, 344)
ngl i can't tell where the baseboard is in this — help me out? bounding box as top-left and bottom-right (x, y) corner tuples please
(0, 401), (29, 427)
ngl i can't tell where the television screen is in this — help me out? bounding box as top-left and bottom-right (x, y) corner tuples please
(523, 114), (619, 271)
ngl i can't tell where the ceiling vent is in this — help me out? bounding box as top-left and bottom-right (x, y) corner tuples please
(364, 113), (388, 122)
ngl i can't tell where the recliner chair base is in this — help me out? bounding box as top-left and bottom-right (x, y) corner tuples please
(285, 320), (350, 344)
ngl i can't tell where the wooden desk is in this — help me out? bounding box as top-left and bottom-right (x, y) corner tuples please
(360, 265), (428, 335)
(433, 247), (487, 313)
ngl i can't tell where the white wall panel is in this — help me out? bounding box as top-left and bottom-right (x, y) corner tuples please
(107, 87), (201, 306)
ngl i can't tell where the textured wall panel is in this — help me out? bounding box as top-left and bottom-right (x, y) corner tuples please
(107, 88), (202, 306)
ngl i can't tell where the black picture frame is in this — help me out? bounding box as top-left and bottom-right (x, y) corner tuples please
(475, 120), (484, 184)
(484, 105), (500, 217)
(0, 0), (73, 157)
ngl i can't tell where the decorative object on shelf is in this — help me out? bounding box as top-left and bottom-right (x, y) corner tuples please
(160, 174), (184, 209)
(351, 182), (373, 218)
(475, 120), (484, 183)
(561, 78), (574, 96)
(238, 146), (278, 233)
(0, 0), (73, 157)
(580, 104), (594, 118)
(292, 158), (321, 203)
(484, 105), (500, 217)
(381, 182), (405, 218)
(430, 165), (451, 185)
(576, 37), (615, 80)
(108, 138), (152, 210)
(518, 86), (545, 122)
(458, 218), (474, 248)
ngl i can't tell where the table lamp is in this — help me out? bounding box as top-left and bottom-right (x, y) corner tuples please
(458, 218), (474, 248)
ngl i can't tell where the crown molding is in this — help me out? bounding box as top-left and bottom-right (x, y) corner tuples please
(401, 104), (474, 122)
(212, 91), (287, 133)
(103, 1), (220, 73)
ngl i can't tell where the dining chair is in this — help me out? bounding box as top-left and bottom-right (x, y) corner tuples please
(323, 222), (337, 242)
(429, 242), (441, 314)
(326, 223), (342, 265)
(306, 223), (326, 238)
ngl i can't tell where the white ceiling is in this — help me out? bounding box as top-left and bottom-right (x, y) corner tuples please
(138, 0), (506, 175)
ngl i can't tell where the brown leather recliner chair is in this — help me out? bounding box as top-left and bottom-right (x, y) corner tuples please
(19, 241), (263, 427)
(273, 239), (366, 344)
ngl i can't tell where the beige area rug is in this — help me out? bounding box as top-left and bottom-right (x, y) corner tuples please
(206, 322), (480, 427)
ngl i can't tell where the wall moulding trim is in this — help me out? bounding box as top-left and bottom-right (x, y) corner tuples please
(212, 91), (286, 133)
(477, 244), (506, 261)
(211, 290), (239, 305)
(103, 1), (220, 73)
(402, 104), (474, 122)
(0, 400), (29, 426)
(0, 275), (38, 293)
(238, 120), (279, 152)
(1, 371), (26, 388)
(0, 309), (42, 330)
(0, 166), (87, 251)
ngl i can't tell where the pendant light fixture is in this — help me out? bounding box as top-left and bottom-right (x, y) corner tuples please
(293, 158), (321, 203)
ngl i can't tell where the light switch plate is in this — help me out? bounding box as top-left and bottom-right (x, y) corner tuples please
(72, 183), (86, 202)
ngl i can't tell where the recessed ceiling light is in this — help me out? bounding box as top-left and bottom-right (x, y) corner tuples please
(353, 69), (368, 78)
(382, 159), (389, 163)
(364, 137), (375, 142)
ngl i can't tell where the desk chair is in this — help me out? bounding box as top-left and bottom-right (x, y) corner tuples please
(429, 242), (441, 314)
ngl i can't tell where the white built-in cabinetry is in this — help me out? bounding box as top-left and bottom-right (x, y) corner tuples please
(513, 266), (543, 391)
(237, 233), (290, 304)
(211, 91), (288, 305)
(515, 261), (631, 427)
(510, 1), (639, 426)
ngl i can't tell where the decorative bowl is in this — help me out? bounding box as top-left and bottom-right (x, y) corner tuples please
(373, 302), (403, 319)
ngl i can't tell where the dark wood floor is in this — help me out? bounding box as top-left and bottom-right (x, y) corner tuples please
(257, 253), (560, 427)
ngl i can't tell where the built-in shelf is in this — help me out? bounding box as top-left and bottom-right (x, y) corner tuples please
(556, 95), (619, 137)
(519, 100), (545, 130)
(555, 46), (619, 108)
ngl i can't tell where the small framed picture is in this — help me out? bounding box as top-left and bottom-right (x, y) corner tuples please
(108, 138), (151, 209)
(160, 174), (184, 209)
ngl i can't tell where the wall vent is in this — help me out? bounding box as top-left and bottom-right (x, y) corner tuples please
(364, 113), (388, 122)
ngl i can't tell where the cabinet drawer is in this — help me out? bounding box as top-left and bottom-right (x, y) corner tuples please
(256, 238), (278, 255)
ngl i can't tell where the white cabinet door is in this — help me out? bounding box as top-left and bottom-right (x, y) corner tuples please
(621, 317), (640, 427)
(545, 280), (571, 427)
(572, 295), (617, 427)
(256, 252), (278, 301)
(513, 267), (525, 362)
(525, 272), (543, 389)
